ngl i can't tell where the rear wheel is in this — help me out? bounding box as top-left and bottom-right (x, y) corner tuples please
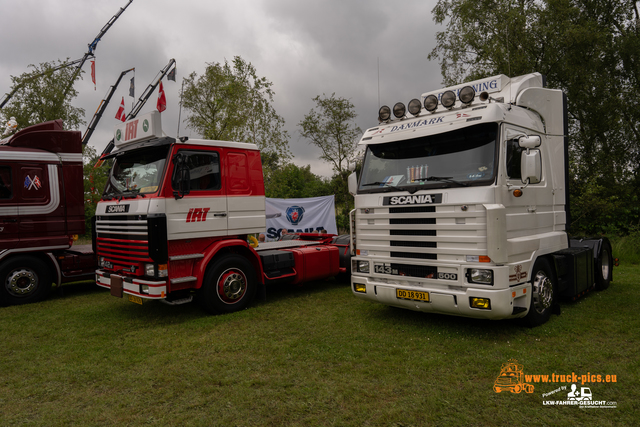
(524, 258), (556, 327)
(197, 254), (257, 314)
(0, 256), (52, 306)
(595, 239), (613, 291)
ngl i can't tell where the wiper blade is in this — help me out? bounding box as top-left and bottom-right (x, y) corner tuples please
(416, 176), (469, 187)
(362, 181), (393, 187)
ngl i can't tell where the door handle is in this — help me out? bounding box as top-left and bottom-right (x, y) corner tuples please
(213, 213), (227, 217)
(3, 218), (17, 223)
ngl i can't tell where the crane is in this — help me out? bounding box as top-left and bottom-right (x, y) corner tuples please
(0, 0), (134, 111)
(94, 59), (176, 167)
(82, 68), (135, 146)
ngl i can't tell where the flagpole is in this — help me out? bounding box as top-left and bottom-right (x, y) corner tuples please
(177, 79), (185, 137)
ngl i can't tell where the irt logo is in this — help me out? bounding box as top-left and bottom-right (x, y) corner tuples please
(125, 119), (139, 141)
(186, 207), (210, 223)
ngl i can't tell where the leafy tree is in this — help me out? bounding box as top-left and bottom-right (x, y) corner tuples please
(0, 60), (85, 131)
(181, 56), (291, 162)
(298, 93), (362, 175)
(429, 0), (640, 234)
(82, 145), (111, 235)
(264, 162), (330, 199)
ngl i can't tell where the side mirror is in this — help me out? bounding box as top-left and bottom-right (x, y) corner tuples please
(521, 150), (542, 184)
(348, 172), (357, 196)
(518, 135), (541, 149)
(172, 153), (191, 199)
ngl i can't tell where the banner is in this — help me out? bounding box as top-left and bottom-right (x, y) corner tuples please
(265, 195), (337, 240)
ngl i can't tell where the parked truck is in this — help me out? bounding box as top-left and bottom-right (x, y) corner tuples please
(0, 120), (96, 306)
(94, 111), (350, 313)
(348, 73), (614, 326)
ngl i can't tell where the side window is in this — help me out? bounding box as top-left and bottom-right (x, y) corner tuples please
(506, 139), (524, 180)
(0, 166), (12, 199)
(181, 152), (221, 191)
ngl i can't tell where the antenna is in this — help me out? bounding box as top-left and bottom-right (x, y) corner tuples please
(377, 57), (380, 108)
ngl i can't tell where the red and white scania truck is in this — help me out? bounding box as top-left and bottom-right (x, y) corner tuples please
(0, 120), (96, 306)
(348, 73), (614, 326)
(94, 111), (349, 313)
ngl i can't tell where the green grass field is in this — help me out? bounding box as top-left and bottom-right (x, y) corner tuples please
(1, 263), (637, 426)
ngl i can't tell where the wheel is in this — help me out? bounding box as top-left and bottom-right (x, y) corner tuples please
(197, 254), (257, 314)
(510, 384), (523, 394)
(595, 239), (613, 291)
(0, 256), (53, 306)
(523, 258), (556, 327)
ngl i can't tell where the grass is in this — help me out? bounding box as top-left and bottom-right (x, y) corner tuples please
(2, 247), (639, 425)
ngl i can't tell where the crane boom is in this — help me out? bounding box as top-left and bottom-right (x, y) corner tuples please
(94, 59), (176, 166)
(82, 68), (135, 146)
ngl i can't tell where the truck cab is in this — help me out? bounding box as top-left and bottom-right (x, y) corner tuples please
(349, 73), (613, 326)
(95, 111), (345, 313)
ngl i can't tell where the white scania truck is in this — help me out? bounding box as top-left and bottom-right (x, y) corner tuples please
(348, 73), (614, 326)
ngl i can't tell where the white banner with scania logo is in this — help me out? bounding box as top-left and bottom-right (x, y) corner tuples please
(265, 195), (337, 240)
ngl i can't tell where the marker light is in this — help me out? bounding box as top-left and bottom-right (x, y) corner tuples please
(459, 86), (475, 104)
(441, 90), (456, 109)
(393, 102), (406, 118)
(408, 99), (421, 116)
(423, 94), (438, 112)
(470, 297), (491, 309)
(378, 105), (391, 122)
(513, 189), (523, 197)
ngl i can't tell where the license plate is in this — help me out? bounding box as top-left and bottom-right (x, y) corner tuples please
(396, 288), (430, 302)
(128, 295), (143, 305)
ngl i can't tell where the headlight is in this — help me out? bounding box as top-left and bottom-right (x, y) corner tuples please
(357, 260), (370, 273)
(145, 263), (156, 277)
(99, 257), (105, 267)
(467, 268), (494, 285)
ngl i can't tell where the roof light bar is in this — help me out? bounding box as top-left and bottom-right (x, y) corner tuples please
(393, 102), (406, 118)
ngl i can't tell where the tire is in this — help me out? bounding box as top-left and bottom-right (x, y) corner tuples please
(197, 254), (257, 314)
(595, 239), (613, 291)
(0, 256), (53, 306)
(523, 258), (556, 327)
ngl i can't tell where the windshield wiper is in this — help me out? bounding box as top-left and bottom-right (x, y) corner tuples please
(362, 181), (393, 187)
(416, 176), (469, 187)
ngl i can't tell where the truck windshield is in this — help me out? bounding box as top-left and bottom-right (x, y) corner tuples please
(104, 145), (170, 197)
(358, 123), (498, 193)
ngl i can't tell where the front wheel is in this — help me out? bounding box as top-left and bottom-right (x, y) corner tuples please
(0, 256), (53, 306)
(197, 254), (257, 314)
(523, 258), (556, 327)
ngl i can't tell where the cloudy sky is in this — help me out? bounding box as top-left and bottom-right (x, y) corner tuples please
(0, 0), (444, 178)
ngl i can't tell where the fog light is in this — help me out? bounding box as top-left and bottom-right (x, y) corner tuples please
(145, 263), (156, 277)
(470, 297), (491, 309)
(357, 260), (370, 273)
(141, 284), (150, 294)
(354, 283), (367, 293)
(393, 102), (406, 118)
(468, 268), (494, 285)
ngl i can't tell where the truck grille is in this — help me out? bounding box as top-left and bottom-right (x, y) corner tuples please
(95, 215), (151, 268)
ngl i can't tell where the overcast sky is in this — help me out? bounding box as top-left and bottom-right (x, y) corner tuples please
(0, 0), (444, 178)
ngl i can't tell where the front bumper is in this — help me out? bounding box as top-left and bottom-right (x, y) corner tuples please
(351, 274), (531, 320)
(96, 269), (167, 300)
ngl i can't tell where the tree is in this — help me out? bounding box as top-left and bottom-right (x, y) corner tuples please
(264, 163), (330, 199)
(181, 56), (291, 162)
(298, 93), (362, 175)
(429, 0), (640, 234)
(82, 145), (111, 235)
(0, 60), (85, 131)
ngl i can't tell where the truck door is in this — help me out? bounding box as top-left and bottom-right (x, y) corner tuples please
(503, 126), (555, 239)
(165, 150), (228, 239)
(0, 164), (19, 248)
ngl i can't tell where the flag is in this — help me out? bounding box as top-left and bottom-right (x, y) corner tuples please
(129, 76), (135, 97)
(115, 97), (126, 122)
(167, 67), (176, 81)
(157, 81), (167, 112)
(91, 60), (96, 90)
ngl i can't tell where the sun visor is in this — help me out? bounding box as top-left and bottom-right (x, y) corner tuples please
(114, 111), (163, 148)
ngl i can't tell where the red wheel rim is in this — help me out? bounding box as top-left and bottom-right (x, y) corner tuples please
(216, 268), (247, 304)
